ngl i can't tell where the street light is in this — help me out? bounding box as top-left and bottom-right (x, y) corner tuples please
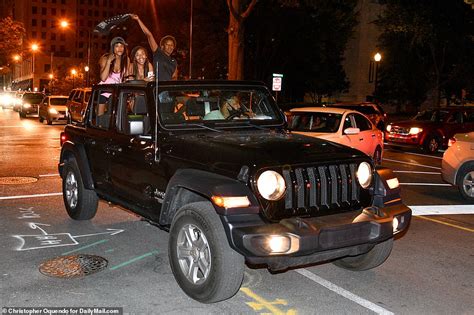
(59, 19), (69, 29)
(84, 66), (90, 87)
(31, 43), (39, 90)
(71, 69), (77, 89)
(373, 52), (382, 98)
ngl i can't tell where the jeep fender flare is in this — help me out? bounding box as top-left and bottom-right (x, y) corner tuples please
(159, 169), (260, 226)
(59, 141), (94, 189)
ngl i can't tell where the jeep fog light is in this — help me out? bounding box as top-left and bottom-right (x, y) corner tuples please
(356, 162), (372, 188)
(257, 170), (286, 201)
(211, 196), (250, 209)
(386, 177), (399, 189)
(252, 234), (299, 254)
(393, 215), (406, 234)
(268, 235), (291, 253)
(393, 217), (400, 233)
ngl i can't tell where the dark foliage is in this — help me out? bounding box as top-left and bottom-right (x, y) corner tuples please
(375, 0), (474, 109)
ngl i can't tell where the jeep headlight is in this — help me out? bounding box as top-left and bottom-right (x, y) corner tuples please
(356, 162), (372, 189)
(257, 170), (286, 201)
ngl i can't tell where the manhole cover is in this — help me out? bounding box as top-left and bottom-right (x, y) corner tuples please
(39, 254), (108, 278)
(0, 176), (38, 185)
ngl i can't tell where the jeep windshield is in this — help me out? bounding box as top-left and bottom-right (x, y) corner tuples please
(156, 86), (284, 129)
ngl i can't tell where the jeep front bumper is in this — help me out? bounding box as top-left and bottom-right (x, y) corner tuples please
(222, 203), (411, 271)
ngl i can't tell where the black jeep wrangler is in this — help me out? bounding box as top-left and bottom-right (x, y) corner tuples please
(58, 80), (411, 303)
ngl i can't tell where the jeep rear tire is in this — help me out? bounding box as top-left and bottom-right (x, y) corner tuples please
(168, 202), (244, 303)
(62, 157), (98, 220)
(333, 238), (393, 271)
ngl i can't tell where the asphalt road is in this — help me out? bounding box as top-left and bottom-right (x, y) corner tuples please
(1, 107), (473, 315)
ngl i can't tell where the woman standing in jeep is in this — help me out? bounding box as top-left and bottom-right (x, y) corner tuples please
(127, 46), (154, 81)
(99, 36), (130, 83)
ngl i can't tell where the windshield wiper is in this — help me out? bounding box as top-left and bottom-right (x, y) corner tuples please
(166, 123), (221, 132)
(216, 120), (268, 130)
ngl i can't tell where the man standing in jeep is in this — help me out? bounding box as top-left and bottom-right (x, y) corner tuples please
(132, 15), (178, 80)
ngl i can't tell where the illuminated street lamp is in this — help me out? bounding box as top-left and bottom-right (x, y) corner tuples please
(373, 52), (382, 97)
(84, 66), (90, 87)
(71, 69), (77, 89)
(59, 19), (69, 29)
(31, 43), (39, 89)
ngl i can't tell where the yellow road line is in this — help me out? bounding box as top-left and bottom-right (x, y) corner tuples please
(416, 216), (474, 232)
(240, 287), (296, 315)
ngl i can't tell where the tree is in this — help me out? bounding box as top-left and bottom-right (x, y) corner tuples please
(226, 0), (258, 80)
(375, 0), (474, 109)
(0, 17), (25, 66)
(245, 0), (358, 101)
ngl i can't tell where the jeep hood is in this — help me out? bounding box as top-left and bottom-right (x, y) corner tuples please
(164, 130), (368, 175)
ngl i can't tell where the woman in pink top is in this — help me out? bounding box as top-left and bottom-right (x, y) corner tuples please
(99, 37), (130, 84)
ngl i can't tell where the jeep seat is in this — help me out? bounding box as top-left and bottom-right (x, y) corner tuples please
(128, 95), (150, 135)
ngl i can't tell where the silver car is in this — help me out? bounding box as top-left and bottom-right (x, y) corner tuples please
(441, 131), (474, 202)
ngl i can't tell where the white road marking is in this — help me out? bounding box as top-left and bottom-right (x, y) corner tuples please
(400, 183), (451, 186)
(383, 158), (441, 170)
(38, 173), (59, 177)
(393, 171), (441, 175)
(386, 149), (443, 159)
(0, 192), (62, 200)
(410, 205), (474, 215)
(296, 269), (394, 315)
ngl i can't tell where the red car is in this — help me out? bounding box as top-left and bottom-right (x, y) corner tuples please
(385, 107), (474, 153)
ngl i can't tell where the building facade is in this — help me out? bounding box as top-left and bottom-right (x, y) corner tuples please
(8, 0), (130, 92)
(338, 0), (384, 103)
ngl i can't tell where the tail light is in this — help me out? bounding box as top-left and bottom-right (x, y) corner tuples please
(60, 132), (67, 146)
(448, 137), (456, 147)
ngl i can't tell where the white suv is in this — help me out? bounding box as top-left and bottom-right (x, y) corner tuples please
(441, 131), (474, 202)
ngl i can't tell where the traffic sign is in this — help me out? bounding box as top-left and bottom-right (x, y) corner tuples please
(272, 73), (283, 91)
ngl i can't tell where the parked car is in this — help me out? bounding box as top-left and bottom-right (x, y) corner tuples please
(66, 87), (91, 122)
(441, 132), (474, 202)
(386, 107), (474, 153)
(38, 95), (69, 124)
(0, 91), (18, 109)
(287, 107), (384, 164)
(18, 92), (45, 117)
(59, 80), (411, 303)
(326, 102), (386, 130)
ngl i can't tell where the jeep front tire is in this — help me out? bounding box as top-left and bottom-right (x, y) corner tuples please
(333, 238), (393, 271)
(168, 202), (244, 303)
(62, 157), (98, 220)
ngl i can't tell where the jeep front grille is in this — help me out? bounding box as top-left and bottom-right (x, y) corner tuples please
(281, 163), (363, 216)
